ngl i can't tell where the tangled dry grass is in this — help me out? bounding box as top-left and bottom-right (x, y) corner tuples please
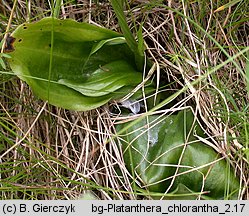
(0, 0), (248, 199)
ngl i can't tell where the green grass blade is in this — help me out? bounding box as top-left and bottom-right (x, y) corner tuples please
(110, 0), (144, 70)
(53, 0), (62, 18)
(246, 52), (249, 96)
(110, 0), (137, 52)
(214, 0), (242, 13)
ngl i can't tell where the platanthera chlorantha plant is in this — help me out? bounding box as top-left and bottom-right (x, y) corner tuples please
(5, 17), (147, 111)
(116, 109), (240, 200)
(5, 17), (240, 199)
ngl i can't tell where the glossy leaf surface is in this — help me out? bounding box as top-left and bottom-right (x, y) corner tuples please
(7, 18), (142, 111)
(116, 110), (240, 199)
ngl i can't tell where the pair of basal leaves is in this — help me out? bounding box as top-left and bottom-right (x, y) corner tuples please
(6, 18), (241, 199)
(6, 17), (143, 111)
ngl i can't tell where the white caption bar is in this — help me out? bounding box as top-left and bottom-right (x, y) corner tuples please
(0, 200), (248, 216)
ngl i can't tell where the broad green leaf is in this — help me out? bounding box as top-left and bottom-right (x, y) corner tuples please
(6, 17), (143, 111)
(58, 60), (142, 97)
(163, 183), (209, 200)
(90, 37), (126, 56)
(116, 109), (240, 199)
